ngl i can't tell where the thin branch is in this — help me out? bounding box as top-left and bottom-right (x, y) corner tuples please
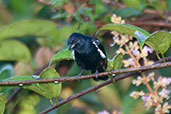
(0, 61), (170, 85)
(6, 88), (22, 104)
(128, 21), (171, 28)
(39, 72), (137, 114)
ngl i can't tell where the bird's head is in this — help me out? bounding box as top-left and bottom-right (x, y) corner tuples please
(68, 33), (85, 50)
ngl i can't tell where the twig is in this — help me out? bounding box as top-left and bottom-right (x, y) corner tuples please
(6, 88), (22, 104)
(0, 61), (171, 85)
(39, 72), (137, 114)
(128, 21), (171, 28)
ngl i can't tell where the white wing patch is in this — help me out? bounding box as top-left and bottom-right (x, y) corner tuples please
(72, 50), (75, 60)
(93, 41), (106, 59)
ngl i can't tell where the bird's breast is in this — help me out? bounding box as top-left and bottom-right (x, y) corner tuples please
(74, 49), (105, 70)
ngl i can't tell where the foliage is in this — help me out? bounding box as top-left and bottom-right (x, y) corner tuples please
(0, 0), (171, 114)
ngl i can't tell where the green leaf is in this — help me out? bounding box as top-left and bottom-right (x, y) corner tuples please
(17, 94), (40, 114)
(49, 0), (68, 7)
(0, 19), (57, 41)
(49, 49), (73, 66)
(107, 53), (123, 71)
(25, 68), (62, 101)
(145, 31), (171, 54)
(0, 64), (13, 80)
(23, 83), (52, 100)
(134, 30), (148, 50)
(0, 93), (6, 114)
(100, 23), (150, 49)
(113, 53), (123, 69)
(167, 0), (171, 11)
(122, 0), (146, 10)
(52, 12), (71, 19)
(114, 8), (141, 18)
(39, 67), (62, 99)
(0, 40), (31, 62)
(3, 75), (34, 81)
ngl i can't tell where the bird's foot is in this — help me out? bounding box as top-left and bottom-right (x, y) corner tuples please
(78, 69), (84, 80)
(95, 70), (98, 79)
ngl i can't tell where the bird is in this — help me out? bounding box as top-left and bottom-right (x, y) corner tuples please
(68, 32), (108, 81)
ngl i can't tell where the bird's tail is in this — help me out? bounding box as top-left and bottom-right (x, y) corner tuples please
(92, 68), (108, 81)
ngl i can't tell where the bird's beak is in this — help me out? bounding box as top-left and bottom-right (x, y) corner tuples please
(68, 44), (75, 50)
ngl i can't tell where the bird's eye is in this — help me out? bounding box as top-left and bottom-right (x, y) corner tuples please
(73, 38), (78, 43)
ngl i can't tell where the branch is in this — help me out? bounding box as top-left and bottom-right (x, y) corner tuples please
(39, 57), (171, 114)
(128, 21), (171, 28)
(39, 72), (137, 114)
(0, 62), (171, 86)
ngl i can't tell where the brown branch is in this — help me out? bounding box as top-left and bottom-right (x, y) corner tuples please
(128, 21), (171, 28)
(39, 72), (137, 114)
(6, 88), (22, 104)
(39, 57), (171, 114)
(0, 61), (171, 85)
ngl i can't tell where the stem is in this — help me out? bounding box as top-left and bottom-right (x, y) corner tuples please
(0, 62), (170, 85)
(156, 52), (161, 60)
(161, 53), (165, 62)
(125, 44), (140, 66)
(124, 44), (155, 94)
(141, 72), (154, 94)
(39, 72), (136, 114)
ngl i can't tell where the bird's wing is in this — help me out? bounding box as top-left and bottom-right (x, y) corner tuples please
(92, 38), (107, 59)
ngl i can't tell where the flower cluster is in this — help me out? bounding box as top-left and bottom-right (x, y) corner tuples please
(131, 76), (171, 113)
(111, 14), (171, 114)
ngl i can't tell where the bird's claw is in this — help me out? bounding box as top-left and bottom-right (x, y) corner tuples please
(95, 70), (98, 79)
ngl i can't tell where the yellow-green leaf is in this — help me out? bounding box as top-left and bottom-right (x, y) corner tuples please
(0, 40), (31, 62)
(100, 24), (150, 49)
(49, 49), (73, 66)
(145, 31), (171, 54)
(39, 67), (62, 99)
(0, 19), (57, 41)
(0, 93), (6, 114)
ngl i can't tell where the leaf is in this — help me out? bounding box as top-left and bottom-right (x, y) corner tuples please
(122, 0), (146, 10)
(0, 64), (13, 80)
(167, 0), (171, 11)
(49, 49), (73, 66)
(25, 68), (62, 101)
(112, 53), (123, 69)
(114, 8), (141, 18)
(107, 53), (123, 71)
(0, 93), (6, 114)
(16, 94), (40, 114)
(3, 75), (34, 81)
(23, 83), (52, 100)
(145, 31), (171, 54)
(0, 19), (57, 41)
(0, 40), (31, 62)
(39, 67), (62, 99)
(49, 0), (68, 7)
(100, 24), (150, 49)
(134, 30), (148, 50)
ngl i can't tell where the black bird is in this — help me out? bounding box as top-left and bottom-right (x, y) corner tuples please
(68, 32), (108, 81)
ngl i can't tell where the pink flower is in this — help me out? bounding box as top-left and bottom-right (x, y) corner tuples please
(143, 46), (153, 54)
(159, 88), (170, 98)
(132, 48), (140, 56)
(98, 110), (110, 114)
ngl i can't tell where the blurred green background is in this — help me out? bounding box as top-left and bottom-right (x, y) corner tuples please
(0, 0), (170, 114)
